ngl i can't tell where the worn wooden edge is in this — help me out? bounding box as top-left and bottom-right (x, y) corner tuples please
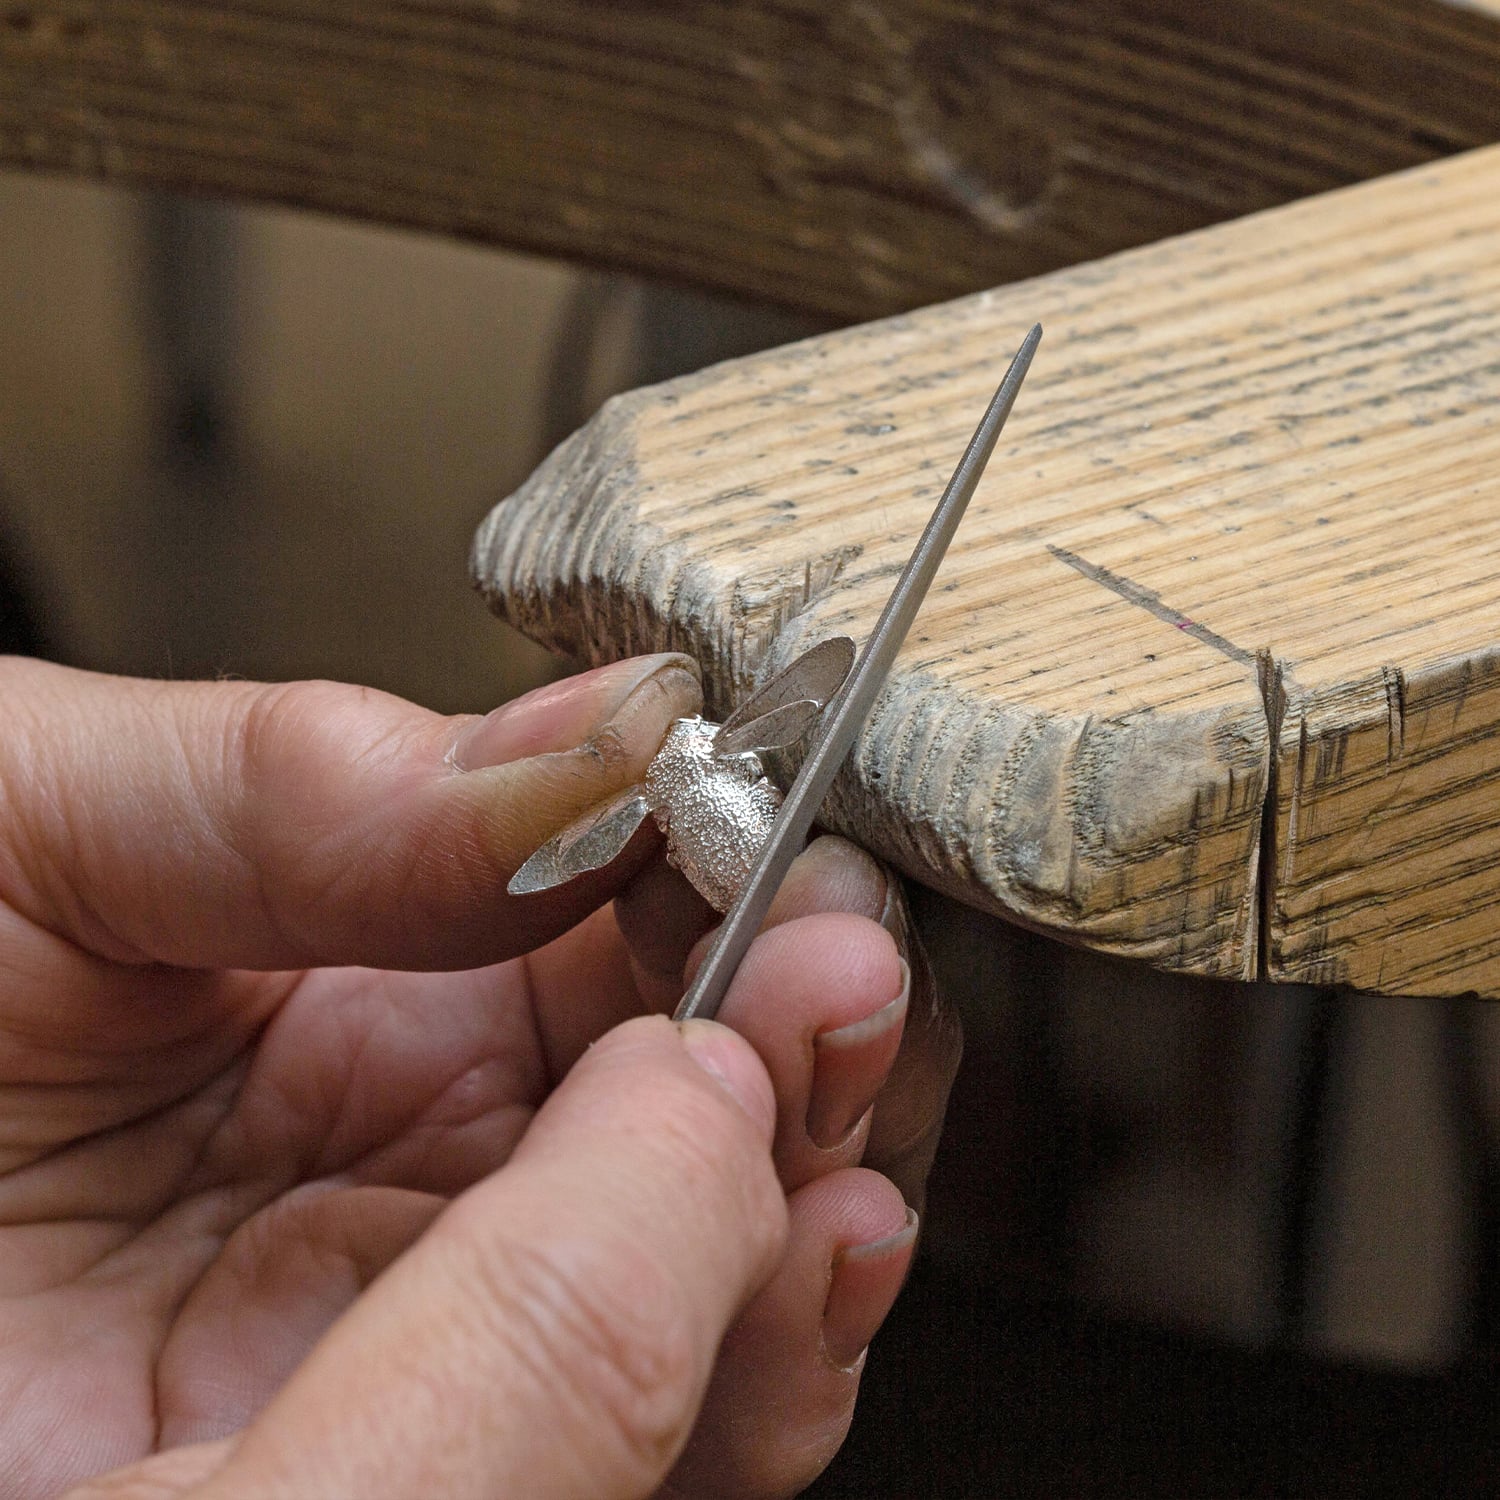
(824, 662), (1267, 977)
(471, 406), (1268, 979)
(5, 0), (1500, 319)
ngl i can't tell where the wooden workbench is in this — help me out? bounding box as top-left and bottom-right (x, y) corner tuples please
(475, 144), (1500, 998)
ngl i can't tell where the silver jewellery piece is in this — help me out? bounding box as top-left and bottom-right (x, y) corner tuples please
(510, 321), (1042, 1028)
(507, 636), (857, 911)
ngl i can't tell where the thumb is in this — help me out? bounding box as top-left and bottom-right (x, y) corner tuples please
(187, 1016), (787, 1499)
(0, 653), (700, 970)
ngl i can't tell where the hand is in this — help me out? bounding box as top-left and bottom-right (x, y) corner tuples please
(0, 652), (959, 1498)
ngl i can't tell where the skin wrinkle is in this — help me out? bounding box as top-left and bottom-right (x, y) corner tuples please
(302, 987), (514, 1184)
(0, 970), (235, 1064)
(0, 1344), (146, 1496)
(315, 783), (479, 969)
(0, 737), (43, 925)
(388, 800), (504, 960)
(293, 1186), (439, 1297)
(75, 982), (273, 1072)
(346, 1093), (534, 1197)
(0, 989), (281, 1179)
(150, 1183), (445, 1455)
(203, 690), (295, 975)
(128, 978), (547, 1448)
(306, 990), (388, 1177)
(229, 676), (685, 972)
(63, 995), (367, 1295)
(0, 667), (166, 957)
(0, 1222), (139, 1297)
(70, 688), (203, 968)
(0, 1067), (270, 1459)
(0, 815), (109, 974)
(0, 674), (244, 970)
(159, 970), (535, 1218)
(0, 687), (84, 944)
(192, 1016), (336, 1198)
(0, 1065), (247, 1227)
(239, 831), (356, 982)
(92, 1115), (265, 1284)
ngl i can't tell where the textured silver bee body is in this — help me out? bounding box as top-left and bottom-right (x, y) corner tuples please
(508, 635), (857, 912)
(644, 718), (783, 911)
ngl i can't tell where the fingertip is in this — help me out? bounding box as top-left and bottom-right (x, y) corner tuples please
(768, 835), (887, 926)
(724, 911), (903, 1035)
(824, 1201), (919, 1371)
(792, 1162), (912, 1247)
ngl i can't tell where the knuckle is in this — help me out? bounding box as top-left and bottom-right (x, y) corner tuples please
(230, 680), (334, 855)
(473, 1233), (704, 1483)
(233, 678), (338, 776)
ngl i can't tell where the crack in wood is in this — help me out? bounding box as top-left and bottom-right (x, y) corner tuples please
(1256, 652), (1288, 984)
(1046, 542), (1278, 975)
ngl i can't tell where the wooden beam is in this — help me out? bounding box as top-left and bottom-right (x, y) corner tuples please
(474, 144), (1500, 997)
(3, 2), (1500, 320)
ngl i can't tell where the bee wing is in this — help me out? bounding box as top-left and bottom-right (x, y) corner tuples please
(507, 789), (652, 896)
(715, 698), (821, 756)
(713, 635), (856, 752)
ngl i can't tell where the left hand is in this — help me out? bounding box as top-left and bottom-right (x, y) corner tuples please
(0, 653), (959, 1498)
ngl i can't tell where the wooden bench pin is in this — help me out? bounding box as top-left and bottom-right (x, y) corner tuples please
(506, 324), (1042, 1022)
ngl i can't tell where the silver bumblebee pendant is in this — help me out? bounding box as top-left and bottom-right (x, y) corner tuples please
(508, 635), (855, 910)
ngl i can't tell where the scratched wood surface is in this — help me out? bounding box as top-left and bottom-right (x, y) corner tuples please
(4, 1), (1500, 320)
(475, 144), (1500, 998)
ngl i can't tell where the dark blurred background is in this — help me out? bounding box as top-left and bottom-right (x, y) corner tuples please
(2, 168), (1496, 1495)
(0, 168), (818, 700)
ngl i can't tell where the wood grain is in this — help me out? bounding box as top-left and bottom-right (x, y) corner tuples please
(3, 1), (1500, 319)
(474, 144), (1500, 997)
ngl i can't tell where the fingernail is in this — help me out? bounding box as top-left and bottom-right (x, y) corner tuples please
(679, 1019), (776, 1141)
(452, 654), (700, 770)
(823, 1207), (920, 1369)
(806, 959), (910, 1149)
